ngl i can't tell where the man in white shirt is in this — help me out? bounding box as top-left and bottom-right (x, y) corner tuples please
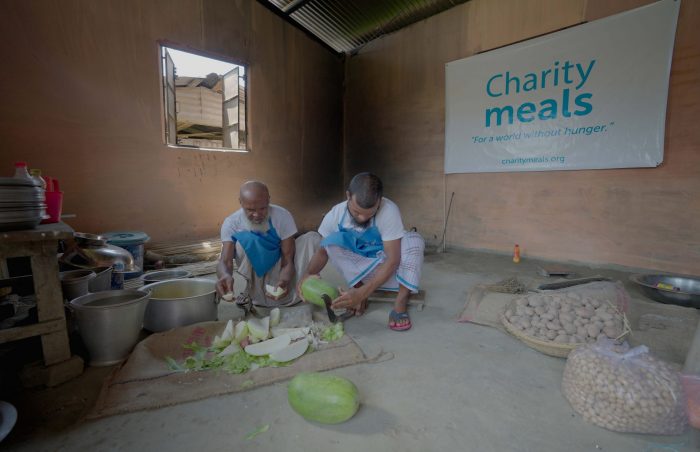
(300, 173), (424, 331)
(217, 181), (320, 307)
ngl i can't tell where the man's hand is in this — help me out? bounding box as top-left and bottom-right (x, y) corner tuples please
(331, 287), (367, 313)
(216, 275), (234, 298)
(265, 279), (290, 301)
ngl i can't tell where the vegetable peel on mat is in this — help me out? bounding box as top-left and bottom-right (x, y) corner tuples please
(245, 424), (269, 440)
(165, 320), (343, 374)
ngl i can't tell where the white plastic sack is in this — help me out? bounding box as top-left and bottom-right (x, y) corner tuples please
(562, 339), (687, 434)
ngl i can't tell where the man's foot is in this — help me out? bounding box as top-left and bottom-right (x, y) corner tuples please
(388, 309), (411, 331)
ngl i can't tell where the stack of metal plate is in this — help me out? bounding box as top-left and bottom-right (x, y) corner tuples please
(0, 177), (46, 231)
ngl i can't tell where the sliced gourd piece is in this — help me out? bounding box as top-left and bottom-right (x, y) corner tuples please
(244, 334), (291, 356)
(247, 316), (270, 340)
(233, 321), (249, 344)
(270, 308), (281, 327)
(270, 339), (309, 363)
(218, 341), (242, 357)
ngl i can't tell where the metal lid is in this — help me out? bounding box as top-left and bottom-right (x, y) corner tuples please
(102, 231), (150, 246)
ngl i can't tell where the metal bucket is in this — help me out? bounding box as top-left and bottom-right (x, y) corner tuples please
(140, 269), (192, 285)
(87, 266), (113, 292)
(69, 289), (150, 366)
(59, 270), (96, 301)
(140, 278), (217, 332)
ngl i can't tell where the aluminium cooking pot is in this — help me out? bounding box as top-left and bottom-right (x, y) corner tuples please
(140, 278), (218, 332)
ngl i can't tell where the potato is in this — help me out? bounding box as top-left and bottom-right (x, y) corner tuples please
(587, 324), (601, 338)
(603, 326), (622, 338)
(554, 334), (569, 343)
(559, 312), (574, 324)
(529, 297), (544, 307)
(576, 308), (594, 318)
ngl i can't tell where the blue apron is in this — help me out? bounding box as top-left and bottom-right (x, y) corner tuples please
(232, 219), (281, 277)
(320, 206), (384, 258)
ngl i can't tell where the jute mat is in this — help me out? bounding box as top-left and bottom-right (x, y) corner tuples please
(87, 321), (380, 420)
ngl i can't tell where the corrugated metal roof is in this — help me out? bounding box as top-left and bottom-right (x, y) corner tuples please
(262, 0), (469, 54)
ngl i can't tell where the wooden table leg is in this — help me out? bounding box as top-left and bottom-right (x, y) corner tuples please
(31, 242), (71, 365)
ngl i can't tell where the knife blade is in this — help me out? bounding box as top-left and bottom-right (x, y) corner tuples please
(321, 293), (337, 323)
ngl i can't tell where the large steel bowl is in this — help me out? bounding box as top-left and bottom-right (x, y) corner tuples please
(140, 269), (192, 285)
(630, 274), (700, 309)
(140, 278), (218, 332)
(69, 289), (150, 366)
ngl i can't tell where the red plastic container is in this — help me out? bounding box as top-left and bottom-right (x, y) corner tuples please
(42, 191), (63, 224)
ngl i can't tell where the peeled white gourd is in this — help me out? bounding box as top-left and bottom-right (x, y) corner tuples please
(244, 334), (291, 356)
(271, 327), (310, 341)
(265, 285), (285, 298)
(233, 321), (249, 344)
(270, 340), (308, 362)
(248, 317), (270, 340)
(270, 308), (281, 327)
(218, 341), (242, 357)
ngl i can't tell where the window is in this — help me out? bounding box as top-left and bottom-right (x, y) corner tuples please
(161, 45), (247, 151)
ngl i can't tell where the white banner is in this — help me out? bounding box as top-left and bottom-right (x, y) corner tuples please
(445, 0), (680, 174)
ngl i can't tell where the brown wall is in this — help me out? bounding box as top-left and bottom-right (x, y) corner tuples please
(0, 0), (343, 242)
(344, 0), (700, 275)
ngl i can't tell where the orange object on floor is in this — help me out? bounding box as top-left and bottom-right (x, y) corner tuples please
(513, 244), (521, 263)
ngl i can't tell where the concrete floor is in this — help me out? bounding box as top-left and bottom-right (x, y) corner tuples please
(3, 249), (700, 451)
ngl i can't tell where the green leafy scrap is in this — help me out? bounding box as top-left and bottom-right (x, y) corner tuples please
(245, 424), (269, 440)
(321, 322), (344, 342)
(165, 340), (294, 375)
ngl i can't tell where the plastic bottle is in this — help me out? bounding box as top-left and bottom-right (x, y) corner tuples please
(513, 244), (521, 263)
(29, 168), (47, 190)
(14, 161), (34, 182)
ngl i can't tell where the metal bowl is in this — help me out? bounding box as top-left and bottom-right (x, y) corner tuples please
(140, 269), (192, 285)
(630, 274), (700, 309)
(0, 400), (17, 443)
(74, 232), (107, 247)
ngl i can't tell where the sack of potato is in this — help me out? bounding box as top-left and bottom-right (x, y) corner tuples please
(562, 340), (688, 434)
(503, 291), (628, 345)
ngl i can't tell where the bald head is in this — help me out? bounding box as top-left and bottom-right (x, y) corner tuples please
(239, 180), (269, 201)
(239, 180), (270, 225)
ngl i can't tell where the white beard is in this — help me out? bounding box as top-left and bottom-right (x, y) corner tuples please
(243, 215), (270, 233)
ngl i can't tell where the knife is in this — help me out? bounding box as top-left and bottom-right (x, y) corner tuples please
(321, 294), (337, 323)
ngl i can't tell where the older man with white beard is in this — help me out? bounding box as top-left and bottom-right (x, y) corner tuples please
(216, 181), (320, 307)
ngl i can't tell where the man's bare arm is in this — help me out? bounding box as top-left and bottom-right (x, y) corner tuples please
(216, 242), (235, 296)
(331, 239), (400, 310)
